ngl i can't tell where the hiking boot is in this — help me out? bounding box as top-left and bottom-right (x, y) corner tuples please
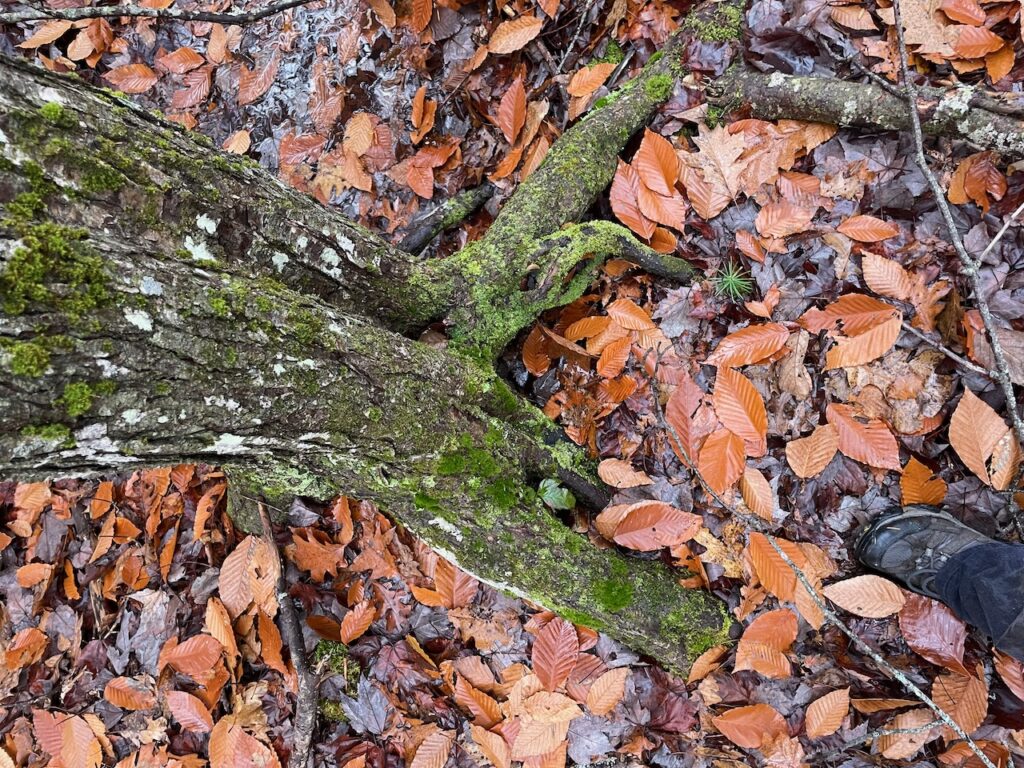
(854, 505), (994, 600)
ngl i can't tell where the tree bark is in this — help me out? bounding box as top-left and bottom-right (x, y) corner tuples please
(0, 52), (729, 673)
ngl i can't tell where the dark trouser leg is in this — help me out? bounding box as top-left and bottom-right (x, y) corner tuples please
(934, 542), (1024, 662)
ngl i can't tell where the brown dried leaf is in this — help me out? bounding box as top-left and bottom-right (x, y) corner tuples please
(823, 575), (906, 618)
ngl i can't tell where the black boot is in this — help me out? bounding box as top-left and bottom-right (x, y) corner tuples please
(854, 505), (993, 600)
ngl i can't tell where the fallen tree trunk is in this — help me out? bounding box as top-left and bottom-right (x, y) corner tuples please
(0, 49), (728, 672)
(711, 67), (1024, 160)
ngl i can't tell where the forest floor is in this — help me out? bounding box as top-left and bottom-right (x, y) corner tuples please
(3, 0), (1024, 766)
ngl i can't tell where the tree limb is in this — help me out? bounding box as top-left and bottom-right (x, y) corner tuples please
(710, 67), (1024, 159)
(0, 0), (316, 25)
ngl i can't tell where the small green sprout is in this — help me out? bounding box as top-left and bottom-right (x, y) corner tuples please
(712, 262), (754, 301)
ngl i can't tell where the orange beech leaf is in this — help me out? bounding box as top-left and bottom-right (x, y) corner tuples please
(5, 627), (47, 669)
(470, 724), (511, 768)
(160, 634), (223, 677)
(409, 584), (446, 607)
(435, 559), (479, 608)
(17, 19), (72, 48)
(564, 315), (611, 341)
(166, 690), (214, 733)
(822, 575), (905, 617)
(739, 467), (774, 520)
(785, 424), (840, 478)
(532, 617), (579, 692)
(837, 214), (900, 242)
(605, 298), (655, 330)
(596, 458), (652, 488)
(799, 293), (897, 336)
(744, 284), (780, 318)
(826, 403), (901, 471)
(994, 650), (1024, 702)
(585, 667), (630, 715)
(15, 562), (52, 588)
(713, 367), (767, 457)
(104, 63), (159, 94)
(877, 708), (937, 760)
(735, 229), (766, 262)
(698, 428), (745, 494)
(704, 323), (790, 367)
(205, 597), (239, 666)
(824, 313), (902, 369)
(410, 0), (432, 33)
(953, 25), (1004, 58)
(940, 0), (986, 24)
(340, 600), (375, 643)
(939, 741), (1010, 768)
(209, 718), (281, 768)
(830, 5), (878, 29)
(754, 200), (814, 238)
(219, 535), (279, 618)
(596, 334), (631, 378)
(489, 15), (543, 54)
(712, 703), (787, 749)
(805, 688), (850, 739)
(258, 610), (287, 676)
(687, 645), (728, 684)
(32, 711), (101, 768)
(634, 129), (680, 197)
(522, 324), (551, 376)
(90, 480), (115, 518)
(901, 457), (947, 505)
(103, 676), (157, 711)
(498, 77), (526, 144)
(455, 677), (502, 727)
(932, 669), (988, 741)
(747, 533), (806, 602)
(949, 387), (1020, 489)
(862, 253), (914, 301)
(735, 609), (796, 678)
(611, 502), (702, 551)
(610, 160), (656, 239)
(566, 62), (616, 97)
(851, 698), (917, 714)
(510, 719), (570, 760)
(157, 46), (204, 74)
(237, 50), (280, 105)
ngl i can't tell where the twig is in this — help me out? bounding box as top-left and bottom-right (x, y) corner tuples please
(891, 0), (1024, 527)
(647, 362), (996, 767)
(556, 0), (599, 72)
(820, 37), (903, 98)
(257, 502), (317, 768)
(900, 321), (992, 377)
(807, 719), (941, 763)
(0, 0), (315, 25)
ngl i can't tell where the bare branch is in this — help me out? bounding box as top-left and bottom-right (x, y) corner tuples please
(0, 0), (316, 25)
(257, 502), (317, 768)
(900, 321), (993, 378)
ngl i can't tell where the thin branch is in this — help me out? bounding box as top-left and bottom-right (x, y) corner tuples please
(257, 502), (317, 768)
(900, 321), (992, 377)
(0, 0), (315, 25)
(807, 719), (941, 763)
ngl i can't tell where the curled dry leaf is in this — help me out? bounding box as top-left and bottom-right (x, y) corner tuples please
(822, 575), (906, 618)
(805, 687), (850, 739)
